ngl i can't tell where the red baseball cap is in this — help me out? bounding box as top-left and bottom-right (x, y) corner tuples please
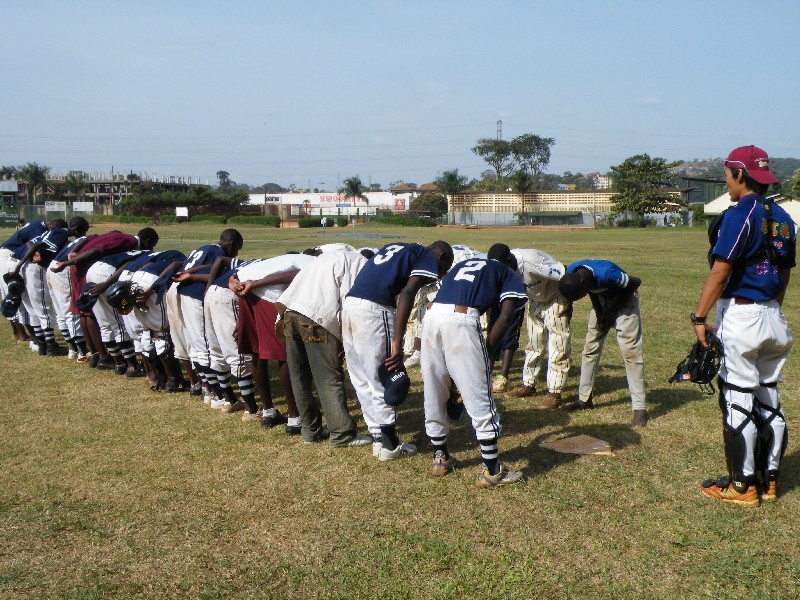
(724, 145), (779, 185)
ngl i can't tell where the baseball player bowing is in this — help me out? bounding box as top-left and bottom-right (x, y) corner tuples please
(343, 241), (453, 461)
(507, 248), (571, 409)
(420, 243), (528, 488)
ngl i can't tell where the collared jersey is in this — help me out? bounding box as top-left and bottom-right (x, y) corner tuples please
(712, 194), (797, 302)
(511, 248), (565, 303)
(12, 227), (69, 265)
(235, 254), (315, 302)
(278, 250), (368, 339)
(434, 258), (527, 314)
(2, 221), (47, 251)
(347, 242), (439, 307)
(566, 260), (630, 299)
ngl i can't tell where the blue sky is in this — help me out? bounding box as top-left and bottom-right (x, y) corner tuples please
(3, 1), (798, 188)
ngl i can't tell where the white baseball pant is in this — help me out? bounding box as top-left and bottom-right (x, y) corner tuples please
(342, 296), (396, 437)
(521, 294), (571, 394)
(421, 303), (501, 443)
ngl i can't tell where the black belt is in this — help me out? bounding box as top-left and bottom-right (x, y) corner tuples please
(733, 298), (754, 305)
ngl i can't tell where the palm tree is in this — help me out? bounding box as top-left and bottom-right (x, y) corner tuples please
(510, 169), (535, 222)
(65, 172), (88, 201)
(17, 162), (50, 204)
(341, 176), (369, 205)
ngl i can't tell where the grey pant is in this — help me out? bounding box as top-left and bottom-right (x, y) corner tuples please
(578, 293), (646, 411)
(283, 310), (358, 447)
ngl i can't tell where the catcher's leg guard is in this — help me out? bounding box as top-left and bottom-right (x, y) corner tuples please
(754, 382), (788, 487)
(719, 380), (757, 490)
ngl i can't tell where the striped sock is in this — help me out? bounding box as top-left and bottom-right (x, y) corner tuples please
(479, 437), (500, 475)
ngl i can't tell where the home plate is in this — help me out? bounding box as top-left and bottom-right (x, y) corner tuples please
(541, 435), (613, 456)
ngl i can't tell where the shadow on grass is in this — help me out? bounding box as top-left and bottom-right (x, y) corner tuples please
(646, 384), (713, 420)
(777, 449), (800, 496)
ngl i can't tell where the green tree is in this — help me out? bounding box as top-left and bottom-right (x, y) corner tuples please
(610, 154), (683, 221)
(471, 138), (515, 180)
(341, 176), (369, 205)
(509, 169), (535, 195)
(410, 191), (448, 213)
(216, 170), (232, 192)
(511, 134), (555, 188)
(435, 169), (468, 197)
(0, 165), (18, 180)
(64, 172), (88, 201)
(17, 162), (50, 204)
(788, 168), (800, 199)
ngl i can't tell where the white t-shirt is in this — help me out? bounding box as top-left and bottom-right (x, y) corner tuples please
(277, 250), (368, 339)
(510, 248), (565, 303)
(235, 254), (315, 302)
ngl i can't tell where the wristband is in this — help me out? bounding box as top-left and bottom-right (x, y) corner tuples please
(691, 312), (707, 325)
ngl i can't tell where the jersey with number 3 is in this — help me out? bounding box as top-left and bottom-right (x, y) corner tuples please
(346, 242), (438, 307)
(434, 258), (527, 314)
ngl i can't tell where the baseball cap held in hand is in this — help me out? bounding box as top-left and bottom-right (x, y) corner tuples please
(724, 145), (778, 185)
(379, 364), (411, 406)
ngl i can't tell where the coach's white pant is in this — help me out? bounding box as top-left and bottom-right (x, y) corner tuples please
(521, 294), (571, 394)
(204, 284), (252, 377)
(717, 298), (792, 476)
(421, 303), (501, 442)
(165, 285), (190, 361)
(46, 267), (81, 339)
(342, 296), (396, 437)
(86, 262), (129, 344)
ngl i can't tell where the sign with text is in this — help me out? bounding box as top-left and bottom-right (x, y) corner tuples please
(45, 201), (67, 212)
(73, 202), (94, 213)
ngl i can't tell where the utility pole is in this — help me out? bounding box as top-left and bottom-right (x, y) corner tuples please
(496, 120), (502, 140)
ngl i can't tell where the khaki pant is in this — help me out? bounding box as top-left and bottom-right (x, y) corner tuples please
(578, 292), (646, 411)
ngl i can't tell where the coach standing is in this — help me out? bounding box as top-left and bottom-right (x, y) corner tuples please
(693, 145), (795, 507)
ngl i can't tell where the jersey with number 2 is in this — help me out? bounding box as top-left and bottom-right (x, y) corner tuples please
(435, 258), (527, 314)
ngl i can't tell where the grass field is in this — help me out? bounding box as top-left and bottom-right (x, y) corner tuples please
(1, 223), (799, 599)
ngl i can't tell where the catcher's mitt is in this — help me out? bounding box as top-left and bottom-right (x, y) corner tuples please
(669, 332), (723, 395)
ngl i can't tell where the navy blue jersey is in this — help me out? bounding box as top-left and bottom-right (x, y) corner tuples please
(347, 242), (438, 307)
(126, 250), (187, 275)
(54, 236), (86, 263)
(178, 244), (228, 299)
(2, 221), (47, 251)
(712, 194), (797, 302)
(566, 260), (630, 299)
(11, 227), (69, 263)
(99, 250), (148, 270)
(434, 258), (527, 314)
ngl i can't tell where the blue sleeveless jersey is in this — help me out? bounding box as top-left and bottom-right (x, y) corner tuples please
(434, 258), (527, 314)
(347, 242), (438, 307)
(178, 244), (228, 299)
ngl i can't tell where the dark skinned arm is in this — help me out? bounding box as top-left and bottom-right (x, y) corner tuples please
(487, 298), (524, 356)
(385, 275), (430, 371)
